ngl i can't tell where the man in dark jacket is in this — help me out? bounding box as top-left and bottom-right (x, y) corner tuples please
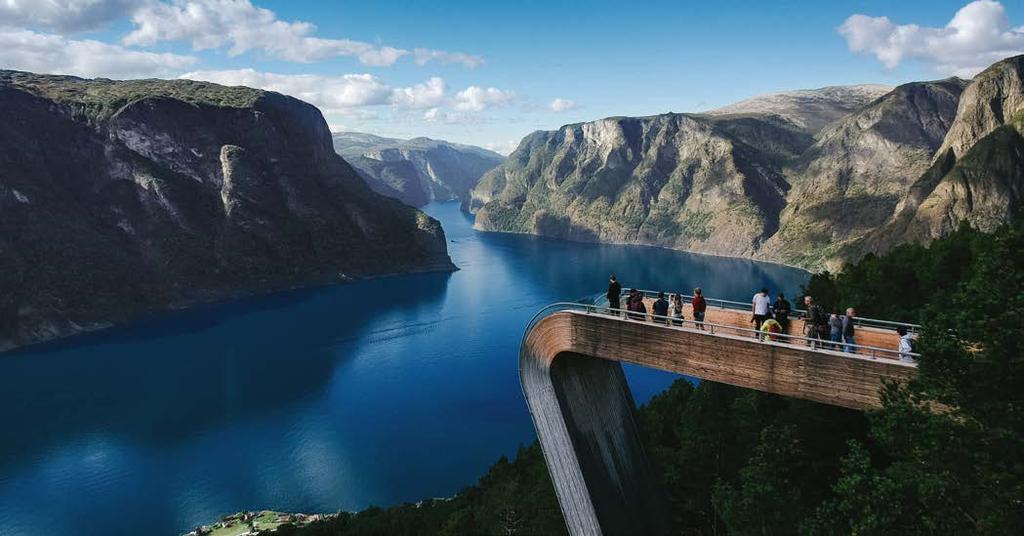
(842, 307), (857, 353)
(802, 296), (827, 348)
(607, 275), (622, 312)
(653, 291), (669, 324)
(773, 293), (792, 342)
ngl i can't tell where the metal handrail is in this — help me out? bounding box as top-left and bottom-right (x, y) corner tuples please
(625, 289), (922, 332)
(522, 301), (920, 364)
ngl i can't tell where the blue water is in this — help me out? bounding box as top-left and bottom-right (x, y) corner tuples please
(0, 202), (808, 535)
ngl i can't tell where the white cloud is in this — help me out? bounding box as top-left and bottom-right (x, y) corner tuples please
(390, 76), (446, 109)
(181, 69), (390, 112)
(454, 85), (516, 112)
(120, 0), (480, 68)
(483, 140), (519, 156)
(413, 48), (485, 69)
(0, 27), (197, 79)
(181, 69), (450, 116)
(839, 0), (1024, 77)
(549, 98), (577, 112)
(0, 0), (144, 33)
(422, 107), (479, 124)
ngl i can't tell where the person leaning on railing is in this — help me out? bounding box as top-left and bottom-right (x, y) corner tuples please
(627, 288), (647, 321)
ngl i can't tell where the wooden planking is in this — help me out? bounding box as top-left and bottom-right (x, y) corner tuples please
(531, 311), (915, 410)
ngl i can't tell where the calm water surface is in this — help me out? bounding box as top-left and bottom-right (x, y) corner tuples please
(0, 202), (808, 535)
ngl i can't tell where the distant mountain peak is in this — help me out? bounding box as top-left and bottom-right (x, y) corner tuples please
(332, 131), (505, 207)
(703, 84), (894, 133)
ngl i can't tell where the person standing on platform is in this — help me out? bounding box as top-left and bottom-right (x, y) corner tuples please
(752, 287), (771, 339)
(803, 296), (827, 348)
(653, 292), (670, 324)
(842, 307), (857, 353)
(773, 293), (792, 342)
(670, 294), (684, 326)
(692, 288), (707, 331)
(607, 275), (622, 314)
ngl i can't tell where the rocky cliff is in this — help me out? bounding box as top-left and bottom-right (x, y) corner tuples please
(858, 56), (1024, 253)
(762, 78), (967, 268)
(0, 71), (453, 351)
(471, 60), (1024, 270)
(332, 132), (504, 207)
(469, 113), (812, 257)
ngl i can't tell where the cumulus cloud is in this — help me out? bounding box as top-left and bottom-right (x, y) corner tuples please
(454, 86), (516, 112)
(413, 48), (485, 69)
(549, 98), (577, 112)
(0, 27), (197, 78)
(0, 0), (144, 33)
(390, 77), (446, 109)
(839, 0), (1024, 77)
(180, 69), (449, 115)
(119, 0), (481, 68)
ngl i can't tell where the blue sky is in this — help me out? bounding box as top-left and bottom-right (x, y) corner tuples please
(3, 1), (1024, 152)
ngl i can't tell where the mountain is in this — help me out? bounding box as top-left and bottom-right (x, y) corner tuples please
(703, 84), (893, 133)
(858, 56), (1024, 254)
(469, 112), (812, 258)
(470, 66), (1024, 270)
(0, 71), (453, 351)
(332, 132), (504, 207)
(761, 78), (968, 268)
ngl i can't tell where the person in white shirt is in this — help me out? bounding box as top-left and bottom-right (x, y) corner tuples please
(752, 287), (771, 339)
(897, 326), (916, 363)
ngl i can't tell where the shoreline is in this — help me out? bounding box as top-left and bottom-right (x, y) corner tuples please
(1, 262), (457, 356)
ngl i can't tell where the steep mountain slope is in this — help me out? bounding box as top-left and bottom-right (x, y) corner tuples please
(0, 71), (453, 351)
(470, 67), (1024, 271)
(470, 113), (813, 257)
(704, 84), (892, 133)
(763, 78), (967, 268)
(332, 132), (504, 207)
(857, 56), (1024, 256)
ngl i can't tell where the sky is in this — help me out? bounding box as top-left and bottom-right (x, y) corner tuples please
(3, 1), (1024, 154)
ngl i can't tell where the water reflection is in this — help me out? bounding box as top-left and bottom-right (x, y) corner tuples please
(0, 201), (808, 535)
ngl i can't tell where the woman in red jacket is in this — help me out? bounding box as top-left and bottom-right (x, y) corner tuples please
(692, 287), (707, 331)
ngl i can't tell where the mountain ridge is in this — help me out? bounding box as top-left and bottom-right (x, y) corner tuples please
(470, 61), (1024, 270)
(333, 131), (504, 207)
(0, 70), (454, 351)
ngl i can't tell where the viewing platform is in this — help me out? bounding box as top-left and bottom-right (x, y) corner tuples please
(519, 291), (920, 536)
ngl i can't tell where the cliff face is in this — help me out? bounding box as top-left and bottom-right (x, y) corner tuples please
(332, 132), (504, 207)
(0, 71), (453, 351)
(763, 79), (967, 268)
(472, 61), (1024, 270)
(470, 113), (810, 257)
(860, 56), (1024, 251)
